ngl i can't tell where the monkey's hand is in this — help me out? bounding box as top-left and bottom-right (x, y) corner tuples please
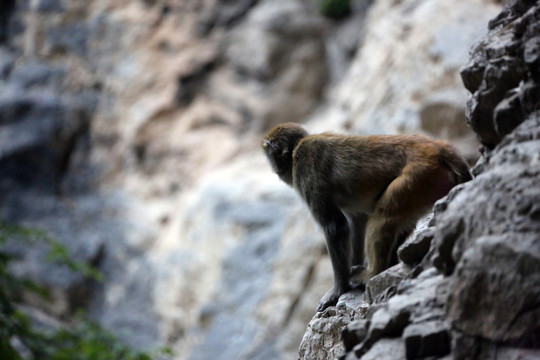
(317, 286), (347, 312)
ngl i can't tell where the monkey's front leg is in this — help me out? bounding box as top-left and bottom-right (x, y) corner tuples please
(318, 212), (351, 312)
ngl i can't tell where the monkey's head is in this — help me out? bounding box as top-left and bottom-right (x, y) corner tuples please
(262, 123), (308, 186)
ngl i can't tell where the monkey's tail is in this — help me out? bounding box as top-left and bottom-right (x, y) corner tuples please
(439, 145), (472, 184)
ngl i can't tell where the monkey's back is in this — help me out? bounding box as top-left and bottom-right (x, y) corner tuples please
(292, 133), (456, 214)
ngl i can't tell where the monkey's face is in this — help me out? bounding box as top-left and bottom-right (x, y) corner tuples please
(262, 123), (308, 186)
(262, 136), (291, 181)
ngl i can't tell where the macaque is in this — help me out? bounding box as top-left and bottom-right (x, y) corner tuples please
(262, 123), (471, 312)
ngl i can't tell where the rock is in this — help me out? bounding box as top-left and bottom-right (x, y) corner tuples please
(176, 60), (215, 106)
(0, 47), (16, 78)
(398, 229), (434, 266)
(461, 0), (540, 148)
(9, 60), (66, 89)
(298, 308), (350, 360)
(0, 86), (94, 193)
(298, 288), (369, 360)
(479, 347), (540, 360)
(493, 90), (523, 137)
(523, 36), (540, 78)
(359, 339), (405, 360)
(335, 269), (450, 359)
(447, 233), (540, 346)
(324, 0), (374, 83)
(451, 331), (481, 360)
(368, 306), (410, 339)
(365, 263), (411, 304)
(0, 90), (68, 191)
(403, 320), (450, 359)
(342, 320), (369, 352)
(0, 0), (16, 43)
(433, 114), (540, 277)
(47, 22), (92, 57)
(199, 0), (259, 32)
(223, 0), (328, 130)
(225, 2), (324, 80)
(36, 0), (64, 13)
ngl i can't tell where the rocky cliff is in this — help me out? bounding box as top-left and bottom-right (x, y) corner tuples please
(299, 0), (540, 359)
(0, 0), (511, 359)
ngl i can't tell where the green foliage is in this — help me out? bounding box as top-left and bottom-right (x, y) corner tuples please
(0, 220), (102, 282)
(45, 238), (103, 281)
(320, 0), (351, 19)
(0, 220), (167, 360)
(34, 316), (154, 360)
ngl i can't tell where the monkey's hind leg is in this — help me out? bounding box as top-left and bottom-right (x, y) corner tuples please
(363, 165), (430, 280)
(362, 214), (401, 281)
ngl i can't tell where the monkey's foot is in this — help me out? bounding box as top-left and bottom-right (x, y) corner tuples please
(349, 265), (367, 289)
(317, 287), (347, 312)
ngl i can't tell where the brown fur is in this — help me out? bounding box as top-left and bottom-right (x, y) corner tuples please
(262, 123), (471, 311)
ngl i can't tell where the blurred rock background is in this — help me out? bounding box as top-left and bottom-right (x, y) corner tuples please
(0, 0), (501, 359)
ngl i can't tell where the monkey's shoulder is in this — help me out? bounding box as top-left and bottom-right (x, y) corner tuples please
(292, 134), (346, 164)
(294, 133), (367, 151)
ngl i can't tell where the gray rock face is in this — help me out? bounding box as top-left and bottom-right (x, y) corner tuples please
(403, 320), (450, 359)
(300, 1), (540, 359)
(461, 0), (540, 148)
(364, 263), (411, 304)
(0, 61), (96, 193)
(222, 0), (328, 131)
(397, 228), (433, 266)
(298, 289), (368, 360)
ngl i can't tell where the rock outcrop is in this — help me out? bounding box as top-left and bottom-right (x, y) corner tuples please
(299, 1), (540, 359)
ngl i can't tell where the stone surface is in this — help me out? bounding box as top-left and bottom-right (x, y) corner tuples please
(342, 319), (369, 352)
(222, 0), (328, 131)
(403, 320), (450, 359)
(461, 0), (540, 148)
(448, 233), (540, 346)
(360, 338), (405, 360)
(479, 347), (540, 360)
(298, 308), (350, 360)
(365, 263), (411, 304)
(397, 228), (434, 265)
(298, 289), (368, 360)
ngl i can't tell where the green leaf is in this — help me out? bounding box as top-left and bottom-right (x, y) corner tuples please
(320, 0), (351, 19)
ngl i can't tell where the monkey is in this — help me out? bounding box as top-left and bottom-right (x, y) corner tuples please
(262, 123), (471, 312)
